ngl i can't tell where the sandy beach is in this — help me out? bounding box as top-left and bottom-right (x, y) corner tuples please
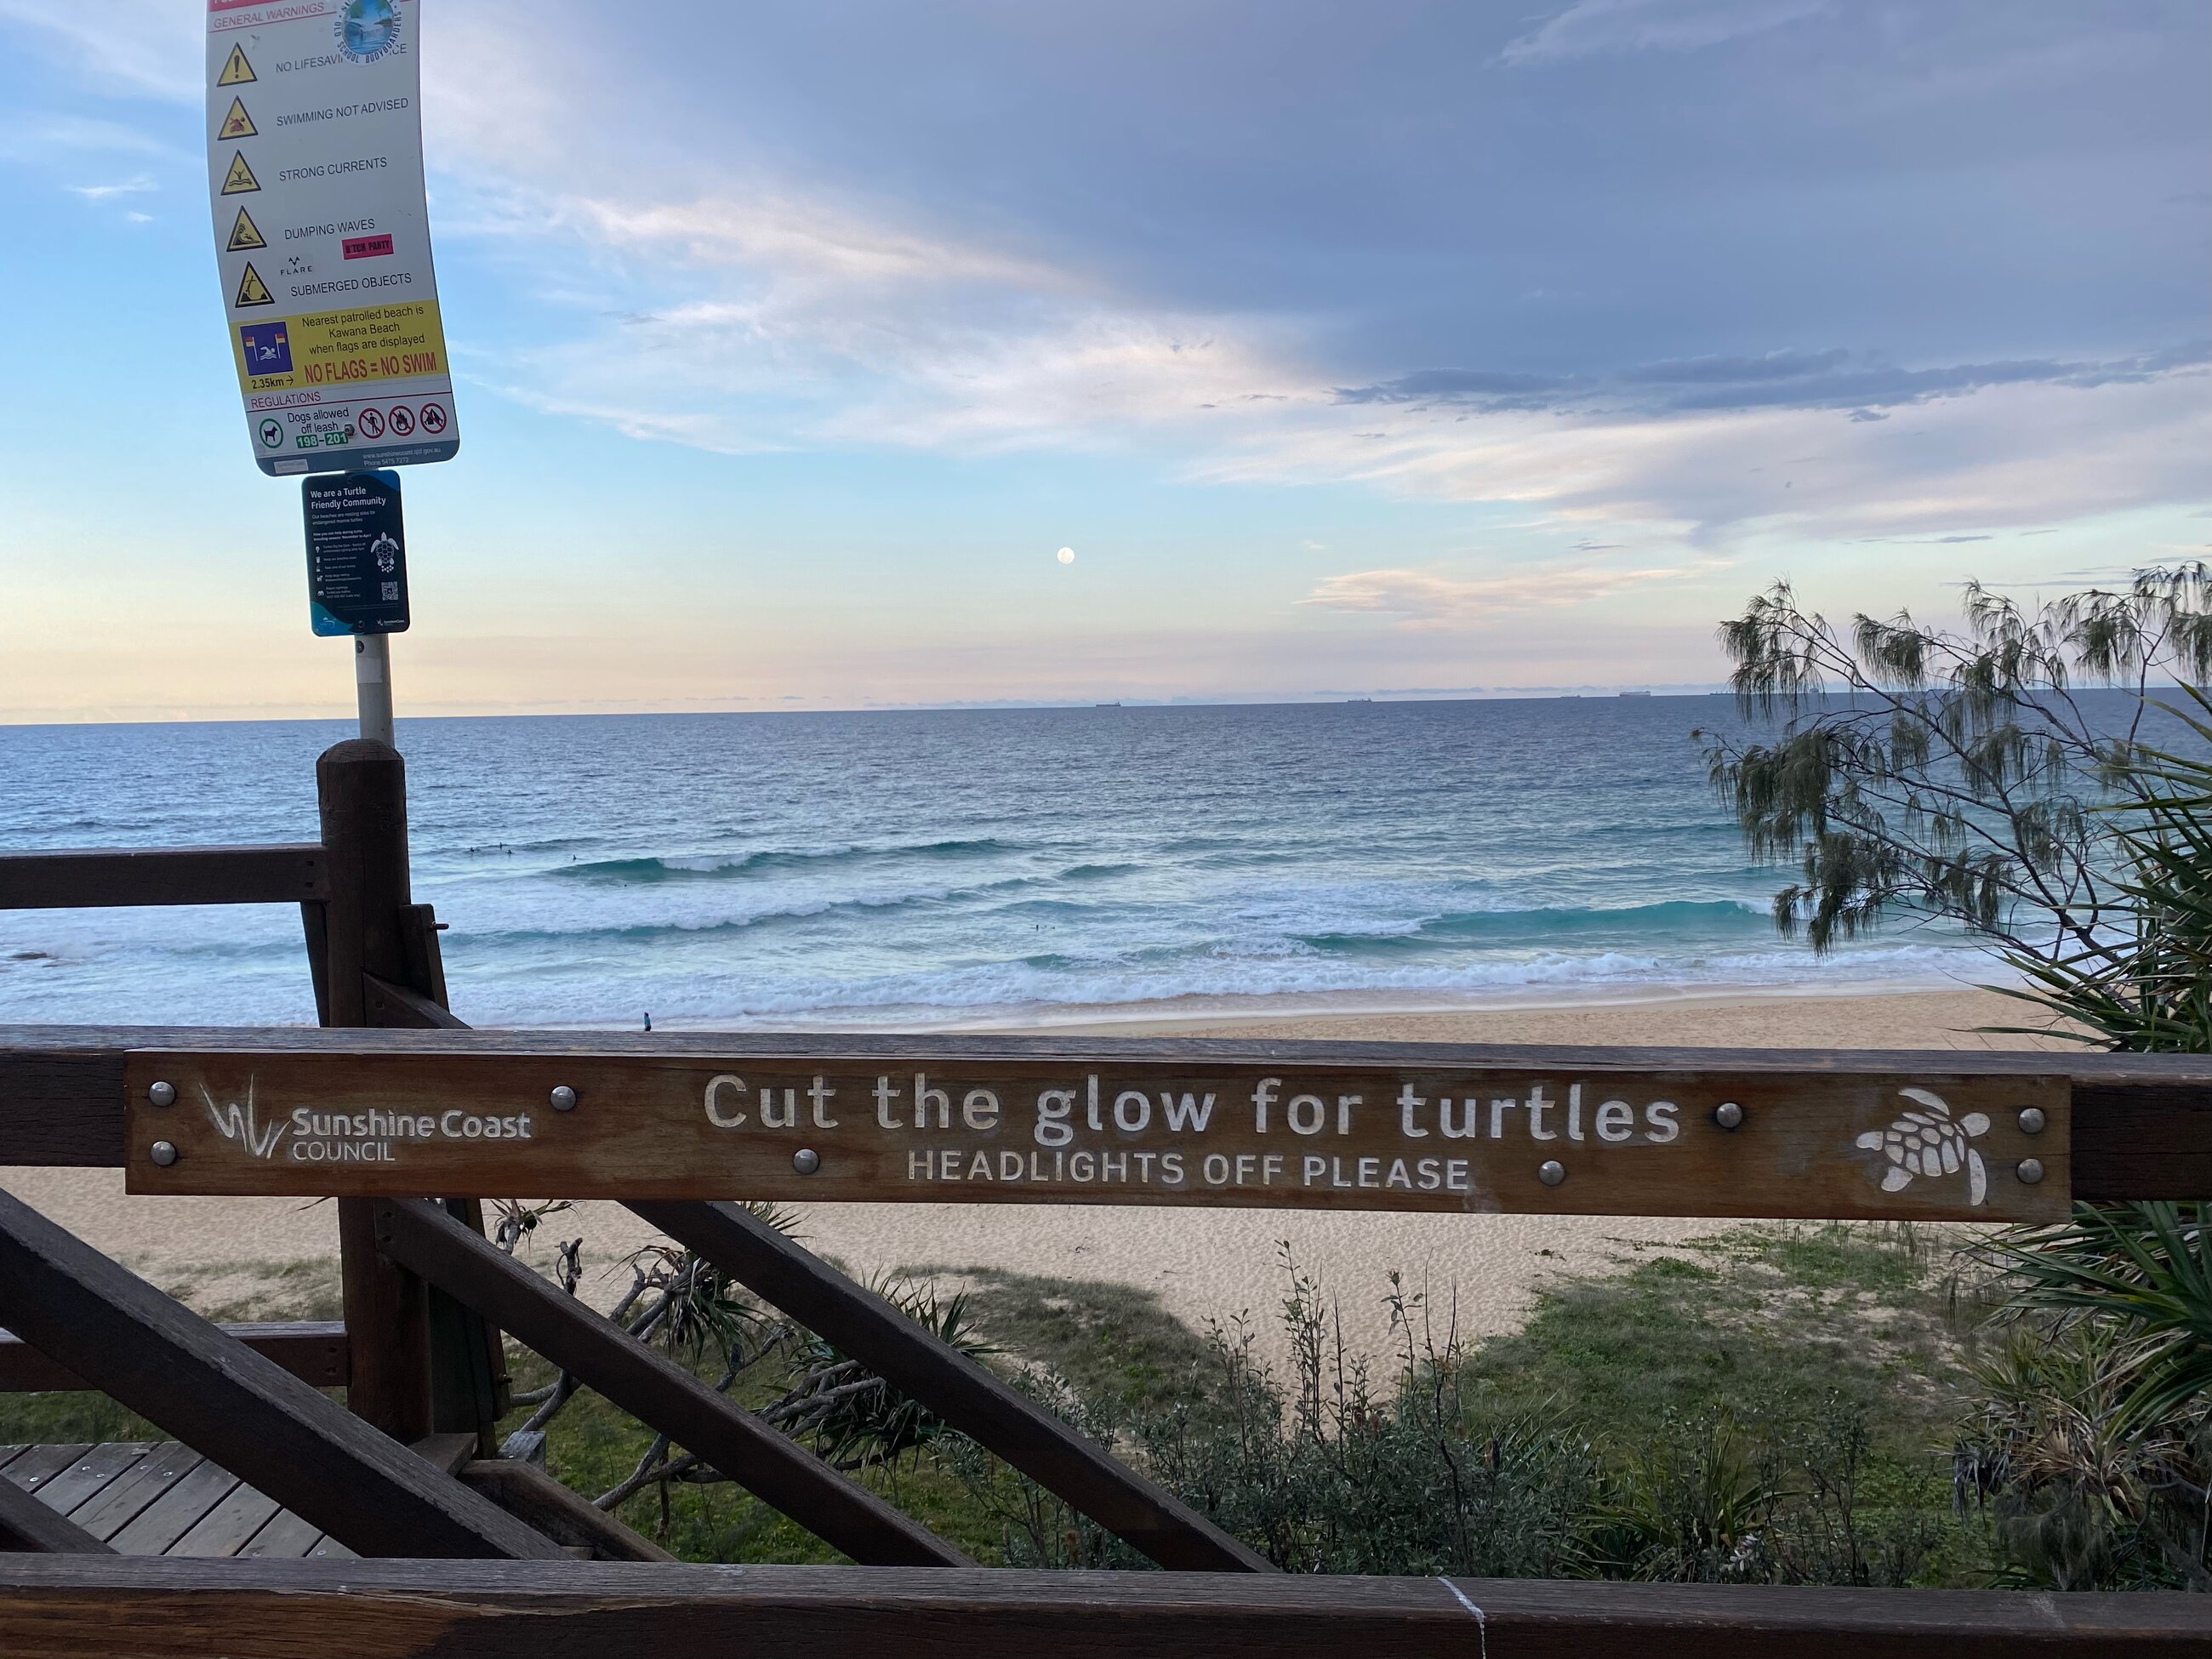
(2, 983), (2072, 1364)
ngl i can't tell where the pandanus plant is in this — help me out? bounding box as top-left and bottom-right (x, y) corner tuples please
(1703, 567), (2212, 1588)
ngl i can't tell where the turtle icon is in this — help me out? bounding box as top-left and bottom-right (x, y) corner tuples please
(1856, 1087), (1990, 1206)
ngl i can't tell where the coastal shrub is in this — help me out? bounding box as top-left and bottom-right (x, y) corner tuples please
(1702, 565), (2212, 1589)
(947, 1237), (1982, 1583)
(945, 1254), (1601, 1574)
(490, 1212), (986, 1546)
(1954, 1318), (2211, 1591)
(1964, 714), (2212, 1588)
(1699, 563), (2212, 968)
(0, 1224), (1993, 1579)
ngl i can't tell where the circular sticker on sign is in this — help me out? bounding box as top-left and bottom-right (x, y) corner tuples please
(335, 0), (402, 64)
(357, 408), (385, 440)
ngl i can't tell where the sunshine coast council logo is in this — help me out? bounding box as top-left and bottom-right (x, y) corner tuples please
(335, 0), (403, 65)
(202, 1079), (287, 1160)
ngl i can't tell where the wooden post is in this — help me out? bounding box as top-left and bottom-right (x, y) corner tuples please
(298, 900), (331, 1027)
(316, 742), (510, 1452)
(429, 1195), (511, 1448)
(316, 740), (413, 1030)
(317, 738), (435, 1445)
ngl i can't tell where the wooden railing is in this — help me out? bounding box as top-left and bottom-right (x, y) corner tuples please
(6, 1558), (2209, 1656)
(0, 1322), (346, 1394)
(0, 845), (328, 911)
(1, 737), (2206, 1650)
(6, 1027), (2211, 1212)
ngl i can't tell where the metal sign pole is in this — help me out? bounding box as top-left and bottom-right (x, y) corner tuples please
(356, 636), (396, 749)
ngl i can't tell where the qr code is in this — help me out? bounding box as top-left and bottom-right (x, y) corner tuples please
(381, 582), (400, 601)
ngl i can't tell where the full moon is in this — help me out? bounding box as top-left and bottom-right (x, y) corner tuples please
(1057, 547), (1075, 565)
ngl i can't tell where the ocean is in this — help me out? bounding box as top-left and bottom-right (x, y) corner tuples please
(0, 698), (1990, 1029)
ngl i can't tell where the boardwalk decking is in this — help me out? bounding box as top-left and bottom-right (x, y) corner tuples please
(0, 1442), (356, 1560)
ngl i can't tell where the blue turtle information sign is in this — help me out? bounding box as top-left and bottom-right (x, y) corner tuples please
(302, 470), (409, 636)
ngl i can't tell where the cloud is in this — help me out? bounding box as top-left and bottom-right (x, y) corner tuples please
(458, 156), (2207, 550)
(1856, 533), (1994, 545)
(1502, 0), (1831, 66)
(66, 174), (156, 201)
(1335, 343), (2211, 418)
(449, 168), (1301, 457)
(454, 134), (2206, 545)
(563, 192), (1066, 294)
(396, 10), (1307, 453)
(405, 2), (2209, 556)
(1200, 364), (2212, 547)
(1303, 559), (1731, 626)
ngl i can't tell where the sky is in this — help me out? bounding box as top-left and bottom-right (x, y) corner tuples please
(0, 0), (2206, 721)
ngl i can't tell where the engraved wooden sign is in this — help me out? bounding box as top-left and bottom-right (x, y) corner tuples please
(122, 1046), (2071, 1221)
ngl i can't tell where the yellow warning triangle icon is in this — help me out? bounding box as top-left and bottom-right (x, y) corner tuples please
(218, 45), (256, 87)
(219, 98), (257, 140)
(221, 151), (260, 195)
(225, 207), (267, 252)
(235, 263), (276, 308)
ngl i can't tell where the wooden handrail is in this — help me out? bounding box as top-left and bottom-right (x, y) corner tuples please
(0, 1478), (114, 1555)
(0, 1188), (562, 1561)
(1, 1558), (2206, 1656)
(0, 847), (328, 910)
(455, 1460), (677, 1563)
(635, 1198), (1272, 1573)
(0, 1321), (348, 1394)
(371, 1197), (972, 1568)
(362, 971), (466, 1030)
(3, 1026), (2208, 1201)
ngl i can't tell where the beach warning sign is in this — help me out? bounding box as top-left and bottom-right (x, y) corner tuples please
(206, 0), (458, 477)
(234, 263), (275, 307)
(225, 207), (266, 252)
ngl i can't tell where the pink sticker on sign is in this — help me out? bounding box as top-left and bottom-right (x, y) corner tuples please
(344, 235), (396, 260)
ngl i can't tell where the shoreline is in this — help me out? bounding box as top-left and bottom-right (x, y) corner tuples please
(2, 983), (2071, 1370)
(1052, 982), (2067, 1050)
(965, 972), (2010, 1036)
(578, 968), (2015, 1039)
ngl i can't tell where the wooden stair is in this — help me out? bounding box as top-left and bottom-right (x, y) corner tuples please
(2, 1441), (357, 1559)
